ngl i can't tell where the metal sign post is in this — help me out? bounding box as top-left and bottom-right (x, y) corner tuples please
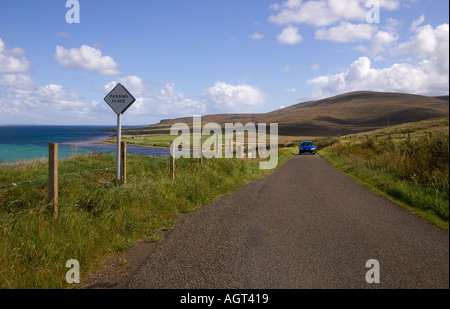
(104, 83), (136, 180)
(116, 113), (122, 179)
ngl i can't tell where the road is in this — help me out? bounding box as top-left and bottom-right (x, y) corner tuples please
(85, 154), (449, 289)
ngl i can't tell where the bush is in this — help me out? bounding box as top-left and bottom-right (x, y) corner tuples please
(314, 137), (340, 150)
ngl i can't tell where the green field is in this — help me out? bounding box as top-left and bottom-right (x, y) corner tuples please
(317, 117), (449, 231)
(0, 148), (294, 288)
(106, 134), (236, 148)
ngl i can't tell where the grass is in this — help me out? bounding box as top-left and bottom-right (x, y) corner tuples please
(317, 117), (449, 232)
(0, 148), (294, 289)
(107, 134), (178, 148)
(106, 134), (236, 148)
(106, 131), (289, 150)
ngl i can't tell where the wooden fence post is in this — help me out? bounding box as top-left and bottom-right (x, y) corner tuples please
(216, 134), (219, 156)
(49, 143), (58, 218)
(120, 141), (126, 185)
(199, 137), (203, 165)
(170, 142), (175, 180)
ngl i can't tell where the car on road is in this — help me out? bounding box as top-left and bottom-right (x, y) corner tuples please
(299, 141), (316, 155)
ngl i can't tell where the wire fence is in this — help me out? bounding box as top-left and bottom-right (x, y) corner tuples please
(1, 161), (170, 189)
(343, 130), (442, 141)
(0, 141), (276, 187)
(0, 145), (177, 214)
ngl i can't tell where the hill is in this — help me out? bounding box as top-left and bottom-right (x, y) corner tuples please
(435, 95), (449, 102)
(132, 91), (449, 138)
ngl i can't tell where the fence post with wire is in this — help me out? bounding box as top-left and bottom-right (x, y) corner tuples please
(170, 142), (175, 180)
(120, 141), (127, 185)
(49, 143), (58, 218)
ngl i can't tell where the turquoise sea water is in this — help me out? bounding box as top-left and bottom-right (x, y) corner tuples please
(0, 125), (169, 164)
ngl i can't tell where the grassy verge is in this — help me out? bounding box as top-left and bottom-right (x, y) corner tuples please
(317, 119), (449, 232)
(0, 148), (294, 288)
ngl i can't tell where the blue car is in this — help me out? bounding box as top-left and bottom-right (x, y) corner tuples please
(299, 141), (316, 155)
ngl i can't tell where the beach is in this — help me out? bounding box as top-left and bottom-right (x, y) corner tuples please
(0, 125), (170, 164)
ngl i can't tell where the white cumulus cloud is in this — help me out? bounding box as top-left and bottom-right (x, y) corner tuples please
(308, 57), (448, 98)
(0, 38), (31, 74)
(277, 26), (303, 45)
(397, 23), (449, 75)
(202, 82), (264, 113)
(0, 74), (34, 89)
(409, 15), (425, 32)
(4, 81), (89, 115)
(107, 75), (148, 97)
(54, 45), (120, 76)
(315, 21), (377, 42)
(269, 0), (365, 27)
(0, 38), (90, 118)
(156, 82), (206, 116)
(371, 30), (398, 54)
(308, 22), (449, 98)
(377, 0), (401, 10)
(268, 0), (403, 27)
(104, 78), (206, 117)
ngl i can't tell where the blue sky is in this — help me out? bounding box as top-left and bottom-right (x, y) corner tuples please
(0, 0), (448, 125)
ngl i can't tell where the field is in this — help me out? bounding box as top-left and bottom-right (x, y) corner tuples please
(105, 133), (236, 148)
(317, 117), (449, 231)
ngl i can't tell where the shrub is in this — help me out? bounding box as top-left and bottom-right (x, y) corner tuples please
(314, 137), (340, 150)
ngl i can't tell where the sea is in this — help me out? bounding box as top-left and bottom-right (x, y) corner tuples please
(0, 125), (170, 164)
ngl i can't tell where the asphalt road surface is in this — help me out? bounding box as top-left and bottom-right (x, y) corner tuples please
(85, 154), (449, 289)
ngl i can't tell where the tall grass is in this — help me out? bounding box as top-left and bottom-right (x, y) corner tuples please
(0, 149), (293, 288)
(314, 136), (340, 150)
(319, 133), (449, 230)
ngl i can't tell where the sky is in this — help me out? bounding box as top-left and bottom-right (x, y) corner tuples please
(0, 0), (448, 126)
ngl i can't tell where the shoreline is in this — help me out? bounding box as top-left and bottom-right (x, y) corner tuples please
(62, 132), (168, 150)
(61, 133), (114, 147)
(0, 128), (171, 164)
(99, 136), (171, 150)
